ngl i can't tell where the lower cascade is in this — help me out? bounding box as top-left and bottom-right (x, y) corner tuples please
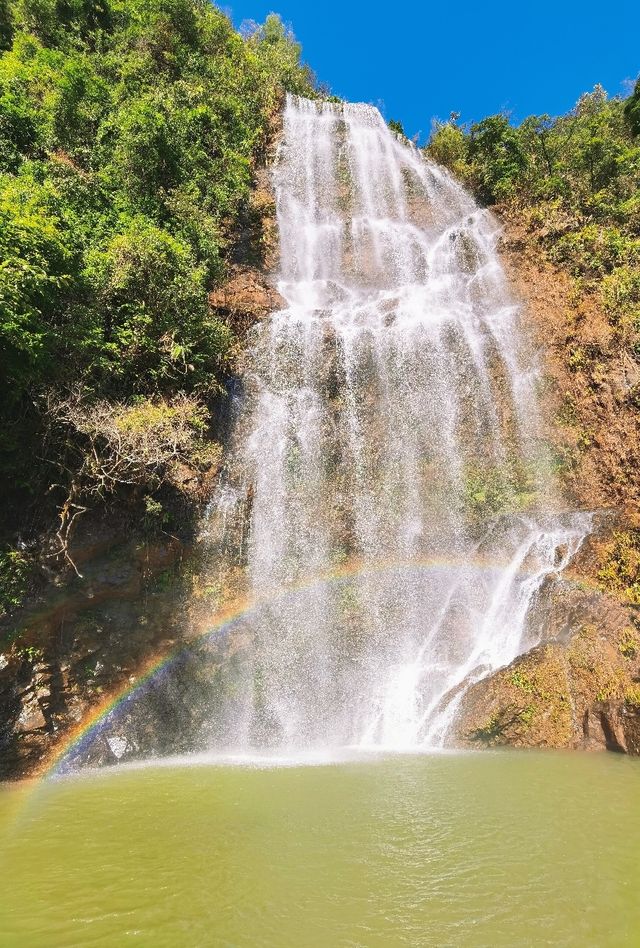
(196, 94), (590, 756)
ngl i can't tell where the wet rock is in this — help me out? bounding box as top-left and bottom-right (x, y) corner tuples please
(499, 213), (640, 519)
(106, 735), (129, 760)
(209, 267), (284, 332)
(583, 702), (640, 754)
(16, 692), (47, 733)
(452, 584), (640, 754)
(0, 527), (192, 780)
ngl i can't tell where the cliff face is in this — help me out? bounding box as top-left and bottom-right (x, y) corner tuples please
(0, 522), (186, 779)
(498, 209), (640, 520)
(4, 117), (640, 775)
(0, 152), (282, 782)
(452, 582), (640, 753)
(451, 212), (640, 754)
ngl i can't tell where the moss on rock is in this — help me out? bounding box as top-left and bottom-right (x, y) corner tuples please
(452, 584), (640, 754)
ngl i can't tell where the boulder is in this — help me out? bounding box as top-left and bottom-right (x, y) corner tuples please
(452, 584), (640, 753)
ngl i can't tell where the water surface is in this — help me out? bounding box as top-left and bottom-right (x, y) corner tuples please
(1, 751), (638, 946)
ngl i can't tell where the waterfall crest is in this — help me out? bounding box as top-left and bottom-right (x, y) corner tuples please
(203, 95), (589, 752)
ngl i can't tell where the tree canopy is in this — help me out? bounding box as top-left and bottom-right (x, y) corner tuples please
(0, 0), (314, 527)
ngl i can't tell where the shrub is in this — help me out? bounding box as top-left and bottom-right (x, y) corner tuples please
(0, 546), (32, 616)
(624, 78), (640, 137)
(597, 531), (640, 604)
(462, 462), (536, 524)
(84, 218), (231, 392)
(47, 392), (221, 567)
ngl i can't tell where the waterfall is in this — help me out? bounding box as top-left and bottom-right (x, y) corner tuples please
(202, 95), (590, 754)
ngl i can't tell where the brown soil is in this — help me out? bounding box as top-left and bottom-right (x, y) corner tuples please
(498, 208), (640, 521)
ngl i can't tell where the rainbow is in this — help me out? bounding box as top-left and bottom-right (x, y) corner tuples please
(42, 595), (255, 780)
(37, 552), (588, 779)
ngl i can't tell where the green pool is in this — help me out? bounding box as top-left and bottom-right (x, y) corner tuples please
(1, 751), (639, 946)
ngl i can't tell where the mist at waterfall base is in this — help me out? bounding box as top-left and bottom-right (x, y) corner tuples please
(50, 95), (594, 771)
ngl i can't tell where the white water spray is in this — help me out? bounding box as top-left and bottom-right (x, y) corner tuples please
(203, 95), (590, 753)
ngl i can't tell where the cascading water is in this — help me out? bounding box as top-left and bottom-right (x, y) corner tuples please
(201, 95), (590, 754)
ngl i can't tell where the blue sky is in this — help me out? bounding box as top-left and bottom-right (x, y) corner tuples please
(227, 1), (640, 142)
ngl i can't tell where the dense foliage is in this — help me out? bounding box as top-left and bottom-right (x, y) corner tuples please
(625, 78), (640, 137)
(427, 84), (640, 337)
(0, 0), (314, 537)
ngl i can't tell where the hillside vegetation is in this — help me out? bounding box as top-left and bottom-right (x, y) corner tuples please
(0, 0), (314, 584)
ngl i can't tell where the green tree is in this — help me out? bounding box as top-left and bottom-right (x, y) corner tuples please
(388, 118), (405, 137)
(428, 119), (467, 177)
(467, 114), (528, 203)
(84, 217), (230, 392)
(625, 78), (640, 137)
(0, 0), (12, 50)
(0, 173), (73, 395)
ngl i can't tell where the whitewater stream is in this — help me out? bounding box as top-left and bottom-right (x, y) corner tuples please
(201, 94), (589, 755)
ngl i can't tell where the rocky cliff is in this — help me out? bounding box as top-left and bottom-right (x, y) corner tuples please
(0, 157), (281, 781)
(451, 213), (640, 754)
(4, 131), (640, 778)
